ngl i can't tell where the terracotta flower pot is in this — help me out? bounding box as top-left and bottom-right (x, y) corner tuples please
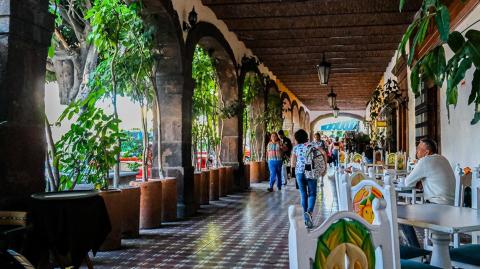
(160, 177), (177, 222)
(194, 172), (202, 209)
(201, 170), (210, 205)
(250, 161), (262, 183)
(226, 166), (234, 194)
(99, 189), (123, 251)
(244, 163), (251, 190)
(218, 167), (227, 197)
(129, 179), (162, 229)
(120, 186), (140, 238)
(209, 168), (220, 201)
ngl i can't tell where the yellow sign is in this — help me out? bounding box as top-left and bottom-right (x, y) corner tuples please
(375, 121), (387, 128)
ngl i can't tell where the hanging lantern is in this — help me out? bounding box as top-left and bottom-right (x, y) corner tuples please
(327, 87), (337, 108)
(316, 52), (331, 85)
(333, 106), (340, 118)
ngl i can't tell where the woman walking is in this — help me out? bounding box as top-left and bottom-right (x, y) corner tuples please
(267, 132), (283, 192)
(291, 129), (318, 228)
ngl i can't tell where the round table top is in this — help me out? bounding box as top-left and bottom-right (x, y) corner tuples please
(31, 190), (100, 200)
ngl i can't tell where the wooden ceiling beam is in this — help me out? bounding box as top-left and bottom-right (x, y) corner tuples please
(253, 43), (398, 55)
(223, 12), (415, 31)
(245, 35), (403, 48)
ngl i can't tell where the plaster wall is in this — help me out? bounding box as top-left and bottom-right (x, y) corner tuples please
(382, 3), (480, 166)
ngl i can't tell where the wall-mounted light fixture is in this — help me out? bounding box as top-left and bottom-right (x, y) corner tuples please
(327, 87), (337, 108)
(183, 7), (198, 32)
(316, 52), (331, 85)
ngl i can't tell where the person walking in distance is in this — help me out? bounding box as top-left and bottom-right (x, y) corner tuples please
(278, 130), (293, 185)
(266, 132), (283, 192)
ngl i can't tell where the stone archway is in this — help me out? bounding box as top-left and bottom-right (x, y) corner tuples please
(291, 101), (300, 134)
(145, 0), (191, 217)
(304, 112), (311, 134)
(281, 93), (293, 136)
(185, 22), (240, 171)
(299, 107), (306, 130)
(310, 112), (365, 134)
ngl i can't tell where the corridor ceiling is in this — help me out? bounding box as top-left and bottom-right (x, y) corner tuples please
(202, 0), (422, 111)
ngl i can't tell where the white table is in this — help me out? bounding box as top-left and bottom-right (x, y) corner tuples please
(397, 204), (480, 268)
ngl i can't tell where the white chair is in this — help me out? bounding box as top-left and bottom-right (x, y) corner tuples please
(449, 166), (480, 267)
(373, 150), (383, 165)
(288, 199), (399, 269)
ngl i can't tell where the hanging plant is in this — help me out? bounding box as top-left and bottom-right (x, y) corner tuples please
(398, 0), (480, 124)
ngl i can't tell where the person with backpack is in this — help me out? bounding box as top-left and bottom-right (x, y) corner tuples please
(291, 129), (327, 228)
(312, 132), (329, 187)
(278, 130), (293, 185)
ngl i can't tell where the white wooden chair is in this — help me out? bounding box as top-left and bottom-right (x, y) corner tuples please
(373, 150), (383, 165)
(338, 170), (433, 266)
(449, 166), (480, 267)
(288, 198), (400, 269)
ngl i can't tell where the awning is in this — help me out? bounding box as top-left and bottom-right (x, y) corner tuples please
(319, 120), (359, 131)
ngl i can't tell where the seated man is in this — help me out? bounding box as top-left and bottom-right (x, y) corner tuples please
(405, 138), (455, 205)
(401, 138), (456, 247)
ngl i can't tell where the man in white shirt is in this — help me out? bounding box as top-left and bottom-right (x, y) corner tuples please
(401, 138), (456, 247)
(404, 139), (456, 205)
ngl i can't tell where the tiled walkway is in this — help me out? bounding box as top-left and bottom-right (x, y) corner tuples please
(88, 175), (339, 268)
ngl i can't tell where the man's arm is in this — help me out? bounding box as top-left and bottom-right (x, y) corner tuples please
(405, 159), (426, 187)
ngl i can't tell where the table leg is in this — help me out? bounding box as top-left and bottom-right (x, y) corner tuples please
(429, 231), (452, 269)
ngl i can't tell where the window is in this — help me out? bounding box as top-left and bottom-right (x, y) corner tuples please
(415, 82), (440, 149)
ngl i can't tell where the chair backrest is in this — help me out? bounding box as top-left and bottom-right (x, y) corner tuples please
(288, 199), (399, 269)
(352, 153), (363, 164)
(472, 166), (480, 210)
(350, 171), (368, 187)
(396, 152), (406, 170)
(373, 150), (383, 165)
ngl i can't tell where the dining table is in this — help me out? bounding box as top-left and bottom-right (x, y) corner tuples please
(397, 203), (480, 268)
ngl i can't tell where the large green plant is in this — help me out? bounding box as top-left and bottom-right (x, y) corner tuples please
(242, 72), (264, 162)
(192, 46), (220, 170)
(47, 90), (123, 191)
(398, 0), (480, 124)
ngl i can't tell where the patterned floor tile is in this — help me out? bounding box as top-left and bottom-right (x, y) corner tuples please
(85, 175), (339, 268)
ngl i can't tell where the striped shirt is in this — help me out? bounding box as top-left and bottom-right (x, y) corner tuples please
(267, 142), (283, 161)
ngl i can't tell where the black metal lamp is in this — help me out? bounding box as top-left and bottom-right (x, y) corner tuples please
(333, 106), (340, 118)
(327, 87), (337, 108)
(316, 52), (331, 85)
(183, 7), (198, 32)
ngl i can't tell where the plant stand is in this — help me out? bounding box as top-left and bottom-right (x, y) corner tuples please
(250, 161), (262, 183)
(209, 168), (220, 201)
(244, 163), (251, 190)
(160, 177), (177, 222)
(226, 166), (234, 194)
(219, 167), (227, 197)
(201, 169), (210, 205)
(194, 172), (202, 209)
(120, 186), (140, 238)
(99, 189), (123, 251)
(260, 161), (267, 182)
(129, 179), (162, 229)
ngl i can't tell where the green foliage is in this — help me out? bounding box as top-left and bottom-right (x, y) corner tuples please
(127, 162), (141, 172)
(265, 93), (283, 132)
(55, 91), (124, 190)
(398, 0), (480, 124)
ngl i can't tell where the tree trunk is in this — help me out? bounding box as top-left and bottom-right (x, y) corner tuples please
(141, 104), (149, 182)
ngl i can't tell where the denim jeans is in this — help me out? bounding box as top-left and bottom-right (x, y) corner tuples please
(332, 149), (339, 167)
(296, 172), (318, 216)
(268, 160), (282, 189)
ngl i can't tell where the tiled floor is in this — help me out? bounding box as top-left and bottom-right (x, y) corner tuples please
(87, 175), (339, 268)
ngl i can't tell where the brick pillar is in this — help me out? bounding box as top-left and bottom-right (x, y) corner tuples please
(0, 0), (53, 210)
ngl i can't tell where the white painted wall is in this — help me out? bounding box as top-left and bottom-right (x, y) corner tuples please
(381, 4), (480, 167)
(439, 4), (480, 168)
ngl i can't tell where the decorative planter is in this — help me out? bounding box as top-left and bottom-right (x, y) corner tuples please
(201, 170), (210, 205)
(218, 167), (227, 197)
(226, 166), (234, 194)
(129, 179), (162, 229)
(160, 177), (177, 222)
(244, 163), (251, 190)
(194, 172), (202, 209)
(250, 161), (262, 183)
(209, 168), (220, 201)
(260, 161), (268, 182)
(99, 189), (123, 251)
(120, 186), (140, 238)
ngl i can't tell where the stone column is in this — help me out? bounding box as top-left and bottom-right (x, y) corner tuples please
(216, 57), (239, 168)
(0, 0), (53, 210)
